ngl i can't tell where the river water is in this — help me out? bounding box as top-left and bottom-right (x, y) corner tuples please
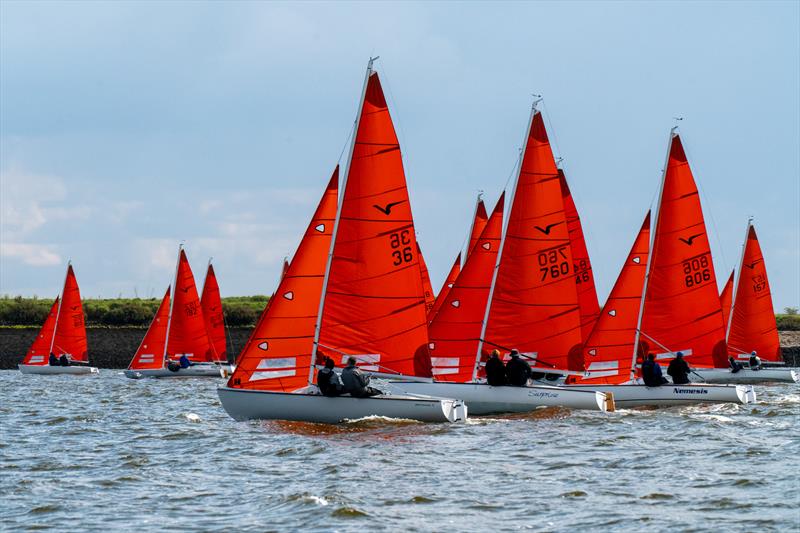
(1, 371), (797, 532)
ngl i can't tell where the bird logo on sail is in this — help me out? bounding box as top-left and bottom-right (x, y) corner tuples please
(534, 221), (563, 235)
(679, 233), (704, 246)
(372, 200), (405, 216)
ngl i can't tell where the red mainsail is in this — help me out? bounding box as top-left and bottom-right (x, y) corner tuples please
(229, 168), (338, 391)
(427, 252), (461, 323)
(22, 297), (60, 366)
(559, 170), (600, 340)
(720, 270), (734, 330)
(578, 212), (651, 385)
(201, 263), (227, 362)
(129, 287), (171, 370)
(52, 264), (88, 362)
(727, 223), (781, 361)
(429, 194), (504, 382)
(467, 198), (489, 260)
(166, 249), (216, 362)
(317, 69), (431, 377)
(638, 132), (727, 369)
(481, 110), (583, 371)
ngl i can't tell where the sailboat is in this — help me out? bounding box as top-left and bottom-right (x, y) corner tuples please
(124, 246), (225, 379)
(389, 191), (610, 413)
(691, 220), (798, 384)
(567, 129), (756, 405)
(19, 262), (98, 375)
(720, 270), (734, 328)
(218, 61), (466, 424)
(200, 260), (231, 366)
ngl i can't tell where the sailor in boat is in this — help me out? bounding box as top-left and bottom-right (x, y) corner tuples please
(179, 354), (194, 369)
(748, 351), (762, 370)
(642, 353), (668, 387)
(485, 349), (507, 386)
(317, 357), (343, 397)
(58, 354), (71, 366)
(49, 352), (59, 366)
(667, 352), (691, 385)
(340, 357), (382, 398)
(728, 356), (744, 374)
(166, 359), (181, 372)
(505, 349), (532, 387)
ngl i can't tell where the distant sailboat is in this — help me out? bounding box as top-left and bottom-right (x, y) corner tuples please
(218, 61), (466, 423)
(19, 262), (98, 375)
(124, 247), (225, 378)
(427, 252), (460, 323)
(720, 270), (734, 329)
(693, 220), (797, 383)
(201, 261), (228, 363)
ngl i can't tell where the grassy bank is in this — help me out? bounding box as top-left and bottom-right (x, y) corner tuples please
(0, 295), (269, 327)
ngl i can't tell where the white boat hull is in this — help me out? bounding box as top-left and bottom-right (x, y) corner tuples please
(566, 383), (756, 408)
(690, 368), (799, 384)
(217, 386), (468, 424)
(124, 364), (225, 379)
(19, 364), (99, 375)
(387, 381), (610, 414)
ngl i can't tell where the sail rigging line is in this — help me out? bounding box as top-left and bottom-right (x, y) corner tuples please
(309, 58), (376, 386)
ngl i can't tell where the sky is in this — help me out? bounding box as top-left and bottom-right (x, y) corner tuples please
(1, 1), (798, 311)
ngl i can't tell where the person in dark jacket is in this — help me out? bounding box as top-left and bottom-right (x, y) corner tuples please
(729, 356), (743, 373)
(641, 353), (668, 386)
(748, 351), (762, 370)
(49, 353), (59, 366)
(667, 352), (691, 384)
(179, 354), (192, 369)
(505, 349), (532, 386)
(485, 350), (506, 386)
(58, 354), (70, 366)
(317, 358), (343, 397)
(340, 357), (381, 398)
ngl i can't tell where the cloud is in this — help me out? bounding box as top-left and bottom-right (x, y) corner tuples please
(0, 242), (61, 266)
(0, 166), (67, 236)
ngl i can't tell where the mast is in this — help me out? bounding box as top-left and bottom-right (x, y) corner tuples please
(629, 127), (676, 381)
(48, 260), (71, 355)
(308, 57), (377, 386)
(203, 257), (212, 293)
(725, 217), (752, 342)
(161, 243), (183, 367)
(472, 99), (539, 381)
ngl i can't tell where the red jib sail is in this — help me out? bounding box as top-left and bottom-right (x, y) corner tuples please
(166, 249), (216, 362)
(417, 243), (436, 315)
(481, 110), (583, 371)
(201, 263), (227, 362)
(52, 264), (88, 362)
(638, 132), (727, 369)
(427, 252), (461, 322)
(467, 198), (489, 260)
(578, 212), (651, 385)
(720, 270), (734, 329)
(559, 170), (600, 340)
(429, 194), (504, 382)
(22, 297), (60, 365)
(317, 69), (431, 377)
(727, 223), (781, 361)
(229, 168), (338, 391)
(129, 287), (171, 370)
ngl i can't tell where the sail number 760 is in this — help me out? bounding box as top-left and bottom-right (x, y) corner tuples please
(538, 246), (571, 281)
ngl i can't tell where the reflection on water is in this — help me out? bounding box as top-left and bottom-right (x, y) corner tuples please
(0, 370), (797, 531)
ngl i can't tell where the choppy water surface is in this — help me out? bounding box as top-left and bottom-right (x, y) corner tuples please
(0, 371), (797, 532)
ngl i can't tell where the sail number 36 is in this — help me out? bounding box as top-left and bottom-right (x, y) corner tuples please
(683, 255), (711, 288)
(389, 230), (413, 266)
(538, 246), (571, 281)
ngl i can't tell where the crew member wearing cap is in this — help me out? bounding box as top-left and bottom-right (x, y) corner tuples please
(505, 349), (532, 387)
(748, 351), (762, 370)
(340, 356), (382, 398)
(667, 351), (691, 384)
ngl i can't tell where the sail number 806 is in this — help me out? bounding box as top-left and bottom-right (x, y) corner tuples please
(683, 255), (711, 288)
(389, 230), (413, 266)
(538, 246), (571, 281)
